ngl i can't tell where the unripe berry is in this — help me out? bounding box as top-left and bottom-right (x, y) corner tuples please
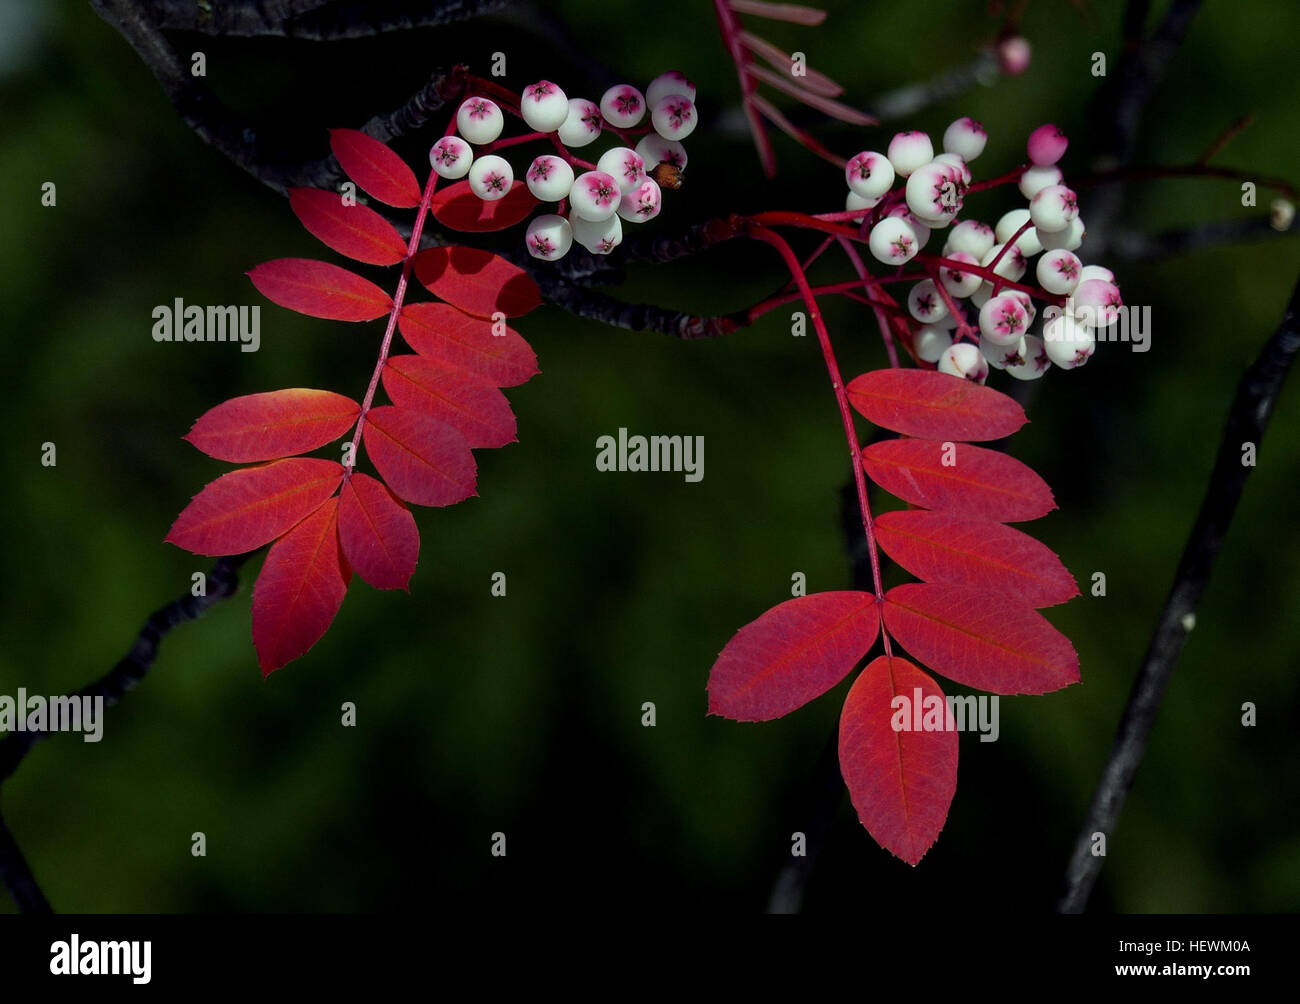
(568, 171), (622, 222)
(979, 293), (1030, 346)
(1071, 278), (1123, 329)
(571, 212), (623, 255)
(1037, 215), (1085, 251)
(1006, 335), (1051, 380)
(646, 70), (695, 108)
(635, 134), (688, 171)
(868, 216), (920, 265)
(651, 95), (697, 140)
(981, 334), (1027, 370)
(846, 190), (881, 223)
(998, 35), (1032, 76)
(886, 205), (931, 249)
(600, 84), (647, 129)
(525, 214), (573, 261)
(557, 98), (602, 148)
(1078, 264), (1115, 284)
(914, 324), (953, 363)
(906, 160), (964, 223)
(1027, 124), (1069, 166)
(618, 179), (663, 223)
(845, 151), (894, 199)
(995, 208), (1043, 256)
(1037, 249), (1082, 294)
(980, 242), (1027, 282)
(908, 279), (950, 324)
(944, 219), (995, 259)
(467, 154), (513, 201)
(1007, 289), (1036, 327)
(1030, 184), (1079, 233)
(520, 80), (570, 132)
(596, 147), (647, 194)
(1043, 310), (1095, 368)
(456, 97), (504, 145)
(942, 117), (987, 161)
(525, 155), (575, 202)
(1019, 164), (1063, 200)
(940, 250), (982, 298)
(938, 342), (989, 383)
(429, 136), (473, 179)
(933, 152), (972, 187)
(887, 130), (934, 177)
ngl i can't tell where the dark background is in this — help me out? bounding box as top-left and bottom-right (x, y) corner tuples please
(1, 0), (1297, 913)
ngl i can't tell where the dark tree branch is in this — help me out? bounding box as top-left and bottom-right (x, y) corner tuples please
(138, 0), (515, 39)
(1110, 215), (1296, 259)
(1057, 273), (1300, 914)
(864, 51), (1000, 122)
(0, 552), (255, 912)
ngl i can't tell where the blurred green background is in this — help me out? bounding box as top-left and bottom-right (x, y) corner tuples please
(1, 0), (1297, 913)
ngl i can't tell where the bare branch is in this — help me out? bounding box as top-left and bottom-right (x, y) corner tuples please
(137, 0), (515, 39)
(1057, 272), (1300, 914)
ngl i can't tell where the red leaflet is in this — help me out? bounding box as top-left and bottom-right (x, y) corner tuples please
(413, 246), (542, 319)
(166, 458), (343, 556)
(337, 472), (419, 591)
(382, 355), (517, 449)
(839, 655), (957, 865)
(288, 188), (407, 266)
(397, 302), (539, 387)
(707, 591), (879, 721)
(430, 179), (538, 232)
(328, 128), (421, 208)
(183, 389), (360, 463)
(362, 405), (477, 507)
(847, 368), (1027, 442)
(251, 498), (351, 675)
(874, 510), (1079, 607)
(248, 258), (392, 321)
(862, 438), (1056, 521)
(882, 582), (1079, 695)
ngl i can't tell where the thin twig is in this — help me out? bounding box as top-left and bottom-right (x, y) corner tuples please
(1057, 274), (1300, 913)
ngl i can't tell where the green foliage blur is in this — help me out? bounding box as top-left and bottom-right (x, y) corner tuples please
(1, 0), (1297, 913)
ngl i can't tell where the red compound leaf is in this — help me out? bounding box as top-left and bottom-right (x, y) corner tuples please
(839, 655), (958, 866)
(382, 355), (517, 449)
(328, 128), (421, 208)
(862, 438), (1056, 521)
(166, 458), (344, 557)
(251, 497), (351, 675)
(397, 302), (539, 387)
(882, 582), (1080, 695)
(847, 368), (1027, 441)
(183, 389), (359, 463)
(247, 258), (392, 321)
(874, 510), (1079, 608)
(288, 188), (407, 266)
(430, 179), (538, 232)
(362, 405), (478, 508)
(412, 245), (542, 319)
(707, 591), (879, 721)
(337, 472), (419, 591)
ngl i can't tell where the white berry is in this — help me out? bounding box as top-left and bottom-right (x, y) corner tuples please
(456, 97), (504, 145)
(571, 212), (623, 255)
(1037, 250), (1082, 294)
(596, 147), (646, 194)
(906, 160), (964, 223)
(1019, 164), (1063, 200)
(618, 179), (662, 223)
(942, 117), (987, 161)
(1030, 184), (1079, 233)
(1043, 310), (1096, 368)
(525, 155), (575, 202)
(914, 324), (953, 363)
(1037, 215), (1085, 251)
(635, 134), (688, 171)
(887, 130), (934, 177)
(520, 81), (570, 132)
(651, 94), (697, 140)
(429, 136), (473, 179)
(557, 99), (602, 148)
(995, 208), (1043, 256)
(944, 219), (995, 259)
(981, 334), (1027, 370)
(938, 342), (989, 383)
(979, 293), (1031, 346)
(646, 71), (695, 108)
(1006, 334), (1051, 380)
(569, 170), (622, 222)
(525, 214), (573, 261)
(845, 151), (894, 199)
(939, 251), (982, 298)
(908, 279), (949, 324)
(868, 216), (920, 265)
(467, 154), (513, 201)
(600, 84), (647, 129)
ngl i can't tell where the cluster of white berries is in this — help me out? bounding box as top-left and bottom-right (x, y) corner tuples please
(429, 72), (697, 261)
(845, 120), (1123, 383)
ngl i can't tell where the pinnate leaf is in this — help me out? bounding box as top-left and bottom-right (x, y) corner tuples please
(363, 405), (477, 507)
(882, 582), (1079, 695)
(338, 472), (419, 591)
(874, 510), (1079, 607)
(248, 258), (392, 321)
(413, 246), (542, 319)
(382, 355), (517, 449)
(328, 128), (421, 208)
(184, 389), (359, 463)
(839, 655), (957, 865)
(708, 591), (879, 721)
(166, 458), (344, 556)
(848, 368), (1027, 441)
(431, 179), (538, 232)
(252, 497), (351, 675)
(862, 438), (1055, 521)
(397, 302), (538, 387)
(289, 188), (407, 266)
